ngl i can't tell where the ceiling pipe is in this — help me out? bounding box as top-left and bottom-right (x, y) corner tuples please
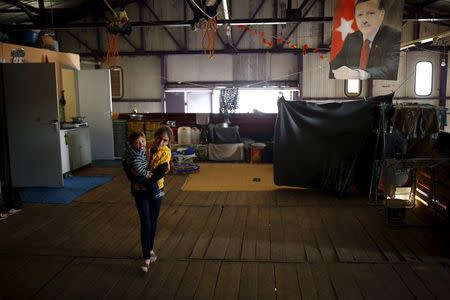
(0, 17), (333, 31)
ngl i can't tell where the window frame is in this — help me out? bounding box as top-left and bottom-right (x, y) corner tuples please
(344, 79), (362, 97)
(109, 66), (124, 99)
(414, 60), (433, 97)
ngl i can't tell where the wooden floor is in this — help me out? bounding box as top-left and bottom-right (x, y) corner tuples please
(1, 166), (450, 299)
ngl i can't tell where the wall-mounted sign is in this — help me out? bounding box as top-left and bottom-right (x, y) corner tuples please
(329, 0), (404, 80)
(11, 48), (26, 63)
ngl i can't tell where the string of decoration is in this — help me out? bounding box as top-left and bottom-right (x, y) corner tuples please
(202, 17), (218, 58)
(236, 25), (328, 61)
(106, 33), (119, 66)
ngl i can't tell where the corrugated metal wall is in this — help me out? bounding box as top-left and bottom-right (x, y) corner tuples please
(54, 0), (449, 121)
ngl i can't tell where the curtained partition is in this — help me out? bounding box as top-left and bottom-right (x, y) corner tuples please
(273, 94), (393, 194)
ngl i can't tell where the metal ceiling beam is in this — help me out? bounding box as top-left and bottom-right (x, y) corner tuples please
(63, 29), (95, 53)
(78, 46), (330, 57)
(183, 0), (188, 49)
(121, 35), (139, 50)
(403, 16), (450, 22)
(235, 0), (268, 47)
(291, 0), (312, 19)
(142, 0), (183, 49)
(3, 0), (38, 23)
(0, 8), (22, 13)
(0, 17), (334, 31)
(139, 0), (146, 51)
(3, 15), (450, 31)
(422, 0), (441, 7)
(280, 0), (317, 47)
(38, 0), (45, 25)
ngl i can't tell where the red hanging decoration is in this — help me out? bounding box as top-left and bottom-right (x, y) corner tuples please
(302, 44), (309, 55)
(234, 25), (317, 53)
(106, 33), (119, 67)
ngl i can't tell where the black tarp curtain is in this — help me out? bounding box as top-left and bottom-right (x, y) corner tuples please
(274, 94), (393, 194)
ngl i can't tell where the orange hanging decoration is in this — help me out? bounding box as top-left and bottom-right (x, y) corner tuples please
(201, 17), (218, 58)
(106, 32), (120, 67)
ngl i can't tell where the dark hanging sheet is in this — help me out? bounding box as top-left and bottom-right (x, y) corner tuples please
(273, 94), (393, 193)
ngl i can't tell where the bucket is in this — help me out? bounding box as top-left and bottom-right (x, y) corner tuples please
(191, 127), (201, 144)
(250, 143), (266, 164)
(172, 127), (178, 144)
(384, 199), (406, 224)
(178, 126), (192, 145)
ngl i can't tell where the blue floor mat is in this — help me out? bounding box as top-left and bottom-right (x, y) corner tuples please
(19, 176), (114, 204)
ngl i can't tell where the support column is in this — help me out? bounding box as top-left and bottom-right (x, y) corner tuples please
(367, 79), (373, 98)
(160, 55), (167, 112)
(439, 51), (448, 129)
(298, 53), (303, 100)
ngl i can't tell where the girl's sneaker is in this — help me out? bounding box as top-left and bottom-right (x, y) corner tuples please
(150, 250), (157, 263)
(0, 213), (8, 221)
(140, 259), (151, 273)
(8, 208), (22, 215)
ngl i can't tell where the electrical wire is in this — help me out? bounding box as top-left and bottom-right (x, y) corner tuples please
(190, 0), (218, 19)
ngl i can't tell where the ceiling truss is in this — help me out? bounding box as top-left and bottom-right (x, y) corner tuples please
(1, 0), (449, 59)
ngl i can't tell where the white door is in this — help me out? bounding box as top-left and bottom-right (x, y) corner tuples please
(2, 63), (63, 187)
(77, 69), (114, 160)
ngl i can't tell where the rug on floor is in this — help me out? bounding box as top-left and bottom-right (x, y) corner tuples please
(181, 163), (301, 191)
(19, 176), (114, 204)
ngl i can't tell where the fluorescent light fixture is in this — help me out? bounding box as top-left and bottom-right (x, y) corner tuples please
(401, 30), (450, 50)
(421, 37), (433, 44)
(222, 0), (229, 19)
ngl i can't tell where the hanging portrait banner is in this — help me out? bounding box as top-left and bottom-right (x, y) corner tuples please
(329, 0), (404, 80)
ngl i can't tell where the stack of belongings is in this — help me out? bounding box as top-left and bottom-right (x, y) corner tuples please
(172, 147), (200, 174)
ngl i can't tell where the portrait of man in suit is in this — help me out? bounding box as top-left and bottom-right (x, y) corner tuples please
(330, 0), (402, 80)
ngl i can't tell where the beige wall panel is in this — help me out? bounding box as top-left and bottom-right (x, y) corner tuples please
(233, 53), (267, 81)
(295, 22), (321, 48)
(303, 53), (345, 98)
(115, 56), (161, 99)
(373, 52), (407, 97)
(401, 22), (414, 44)
(167, 54), (233, 82)
(420, 22), (450, 39)
(269, 53), (298, 81)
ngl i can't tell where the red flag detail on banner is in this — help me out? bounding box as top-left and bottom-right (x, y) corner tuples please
(277, 38), (283, 45)
(330, 0), (359, 61)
